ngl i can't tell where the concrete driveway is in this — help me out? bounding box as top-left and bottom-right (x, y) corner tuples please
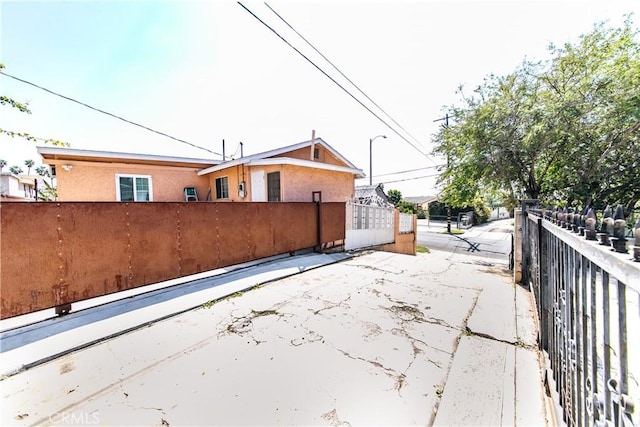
(1, 246), (547, 425)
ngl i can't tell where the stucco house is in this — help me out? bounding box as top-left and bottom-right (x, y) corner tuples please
(37, 138), (364, 202)
(37, 147), (218, 202)
(198, 138), (364, 202)
(0, 172), (47, 201)
(404, 195), (438, 211)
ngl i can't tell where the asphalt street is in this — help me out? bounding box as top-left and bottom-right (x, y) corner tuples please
(417, 219), (513, 264)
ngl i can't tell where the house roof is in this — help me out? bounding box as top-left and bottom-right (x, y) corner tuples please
(197, 138), (364, 178)
(404, 195), (438, 204)
(354, 184), (393, 207)
(37, 147), (220, 169)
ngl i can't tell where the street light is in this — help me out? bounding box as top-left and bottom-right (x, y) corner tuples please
(369, 134), (387, 185)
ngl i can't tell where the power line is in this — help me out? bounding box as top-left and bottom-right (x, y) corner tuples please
(0, 70), (223, 157)
(264, 2), (429, 153)
(370, 164), (444, 178)
(237, 2), (436, 162)
(379, 172), (441, 184)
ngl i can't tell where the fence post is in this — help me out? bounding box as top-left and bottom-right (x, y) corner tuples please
(633, 215), (640, 261)
(536, 217), (546, 348)
(313, 191), (322, 252)
(514, 208), (523, 283)
(519, 199), (538, 286)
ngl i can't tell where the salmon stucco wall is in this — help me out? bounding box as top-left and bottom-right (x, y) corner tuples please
(208, 164), (283, 202)
(207, 164), (355, 203)
(271, 145), (344, 167)
(380, 211), (417, 255)
(50, 161), (210, 202)
(281, 165), (354, 202)
(207, 165), (248, 202)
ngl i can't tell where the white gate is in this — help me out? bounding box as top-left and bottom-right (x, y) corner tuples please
(345, 201), (395, 250)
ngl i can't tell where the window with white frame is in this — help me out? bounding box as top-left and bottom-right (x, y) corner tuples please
(215, 176), (229, 199)
(116, 174), (152, 201)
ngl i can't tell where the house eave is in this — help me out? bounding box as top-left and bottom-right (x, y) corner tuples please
(250, 158), (365, 177)
(197, 137), (361, 176)
(37, 146), (220, 168)
(199, 157), (364, 178)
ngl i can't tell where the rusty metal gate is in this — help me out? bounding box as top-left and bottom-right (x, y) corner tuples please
(0, 201), (345, 319)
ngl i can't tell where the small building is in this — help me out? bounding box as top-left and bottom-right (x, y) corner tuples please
(197, 138), (364, 202)
(37, 137), (364, 203)
(37, 147), (218, 202)
(404, 195), (438, 211)
(0, 172), (45, 201)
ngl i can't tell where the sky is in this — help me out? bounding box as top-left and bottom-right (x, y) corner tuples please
(0, 0), (637, 197)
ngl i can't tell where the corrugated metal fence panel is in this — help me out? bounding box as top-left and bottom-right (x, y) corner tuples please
(259, 203), (318, 257)
(344, 202), (395, 250)
(0, 201), (338, 319)
(320, 202), (346, 243)
(1, 203), (71, 317)
(127, 203), (183, 286)
(177, 203), (226, 275)
(399, 212), (415, 234)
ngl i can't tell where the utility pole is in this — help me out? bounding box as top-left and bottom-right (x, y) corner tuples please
(433, 114), (452, 232)
(433, 113), (451, 128)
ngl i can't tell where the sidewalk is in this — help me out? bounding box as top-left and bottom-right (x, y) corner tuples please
(0, 248), (549, 426)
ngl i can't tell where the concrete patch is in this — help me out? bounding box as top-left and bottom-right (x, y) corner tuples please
(433, 335), (514, 426)
(466, 280), (517, 344)
(516, 346), (548, 426)
(515, 284), (538, 347)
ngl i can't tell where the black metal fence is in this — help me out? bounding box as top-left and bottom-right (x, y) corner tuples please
(522, 204), (639, 427)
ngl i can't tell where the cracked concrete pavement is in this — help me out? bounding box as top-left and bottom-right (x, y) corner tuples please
(1, 245), (549, 426)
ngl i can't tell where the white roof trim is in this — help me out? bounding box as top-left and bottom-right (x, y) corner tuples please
(37, 146), (219, 165)
(198, 157), (246, 175)
(199, 157), (364, 178)
(198, 137), (360, 176)
(250, 158), (365, 177)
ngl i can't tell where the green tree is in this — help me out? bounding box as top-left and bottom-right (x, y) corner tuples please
(35, 165), (50, 177)
(1, 63), (69, 147)
(398, 201), (416, 214)
(387, 189), (402, 206)
(38, 179), (57, 201)
(9, 165), (23, 175)
(24, 159), (35, 175)
(433, 18), (640, 212)
(0, 64), (30, 114)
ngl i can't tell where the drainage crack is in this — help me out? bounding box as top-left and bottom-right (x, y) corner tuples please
(391, 327), (446, 369)
(290, 324), (324, 347)
(336, 348), (405, 393)
(313, 295), (351, 315)
(434, 282), (481, 291)
(346, 264), (405, 275)
(224, 309), (281, 338)
(464, 326), (535, 350)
